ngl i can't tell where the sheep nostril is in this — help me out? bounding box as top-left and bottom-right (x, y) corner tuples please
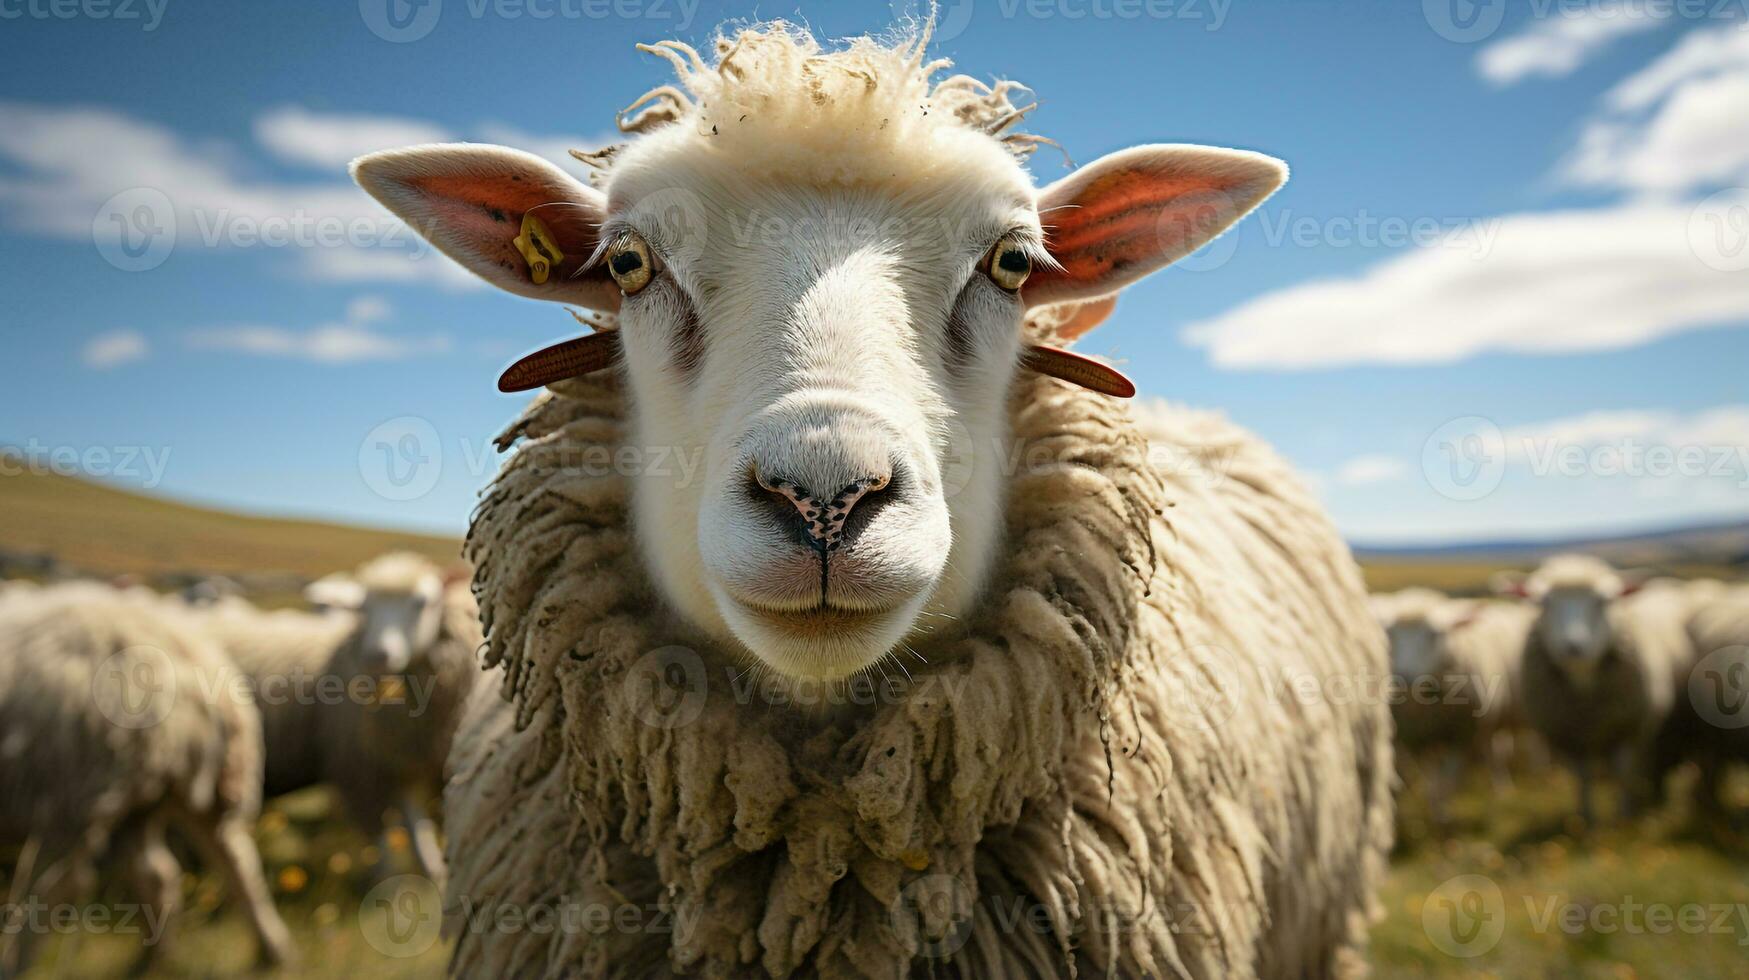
(747, 466), (896, 555)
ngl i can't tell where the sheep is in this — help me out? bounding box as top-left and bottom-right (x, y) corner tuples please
(358, 20), (1392, 978)
(1652, 584), (1749, 820)
(1497, 554), (1696, 825)
(0, 582), (294, 972)
(193, 552), (480, 890)
(1372, 588), (1535, 826)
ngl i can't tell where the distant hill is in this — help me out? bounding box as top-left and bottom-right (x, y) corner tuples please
(1354, 519), (1749, 594)
(0, 468), (459, 588)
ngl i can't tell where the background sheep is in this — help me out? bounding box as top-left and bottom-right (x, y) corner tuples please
(1654, 584), (1749, 821)
(0, 582), (294, 972)
(1499, 554), (1696, 825)
(361, 22), (1393, 977)
(195, 552), (480, 890)
(1373, 588), (1535, 825)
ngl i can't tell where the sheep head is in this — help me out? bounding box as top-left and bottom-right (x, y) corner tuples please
(1497, 553), (1643, 683)
(353, 23), (1284, 682)
(307, 552), (459, 673)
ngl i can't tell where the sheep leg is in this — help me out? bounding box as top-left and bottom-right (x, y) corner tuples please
(1429, 749), (1461, 831)
(1574, 757), (1596, 828)
(1486, 729), (1514, 791)
(120, 817), (182, 976)
(1613, 744), (1642, 821)
(186, 814), (297, 967)
(401, 794), (448, 894)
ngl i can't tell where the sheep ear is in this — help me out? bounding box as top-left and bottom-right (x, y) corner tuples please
(1024, 145), (1287, 309)
(352, 144), (620, 311)
(1490, 570), (1533, 600)
(305, 574), (366, 611)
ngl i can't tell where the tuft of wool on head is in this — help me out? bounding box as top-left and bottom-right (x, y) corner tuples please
(575, 20), (1048, 189)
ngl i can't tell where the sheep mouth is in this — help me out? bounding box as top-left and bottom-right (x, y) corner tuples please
(736, 601), (898, 637)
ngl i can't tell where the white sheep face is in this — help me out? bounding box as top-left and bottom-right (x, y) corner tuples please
(308, 565), (446, 673)
(601, 136), (1036, 679)
(1386, 621), (1447, 680)
(1537, 586), (1614, 681)
(353, 63), (1286, 681)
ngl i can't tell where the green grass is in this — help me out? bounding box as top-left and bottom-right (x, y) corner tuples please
(1374, 763), (1749, 978)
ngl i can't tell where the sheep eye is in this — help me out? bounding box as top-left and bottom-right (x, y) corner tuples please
(606, 232), (656, 295)
(984, 234), (1031, 292)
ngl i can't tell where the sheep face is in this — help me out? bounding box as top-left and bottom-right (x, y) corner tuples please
(1386, 620), (1448, 680)
(307, 557), (449, 673)
(1536, 586), (1615, 683)
(352, 34), (1287, 681)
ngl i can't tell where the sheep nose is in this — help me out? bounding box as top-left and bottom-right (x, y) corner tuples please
(753, 467), (894, 554)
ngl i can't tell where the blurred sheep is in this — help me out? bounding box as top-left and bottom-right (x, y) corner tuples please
(1497, 555), (1696, 825)
(195, 552), (481, 889)
(1375, 588), (1536, 826)
(0, 582), (294, 973)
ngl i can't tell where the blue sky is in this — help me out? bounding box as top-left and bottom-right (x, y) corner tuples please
(1, 0), (1746, 544)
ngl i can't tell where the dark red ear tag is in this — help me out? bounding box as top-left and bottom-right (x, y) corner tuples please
(497, 333), (1134, 398)
(1022, 344), (1135, 398)
(498, 332), (620, 392)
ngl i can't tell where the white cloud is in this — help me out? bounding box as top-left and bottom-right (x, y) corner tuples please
(1505, 404), (1749, 457)
(1335, 454), (1409, 486)
(345, 295), (392, 324)
(183, 297), (448, 363)
(0, 101), (468, 287)
(254, 106), (453, 171)
(1181, 203), (1749, 369)
(1477, 3), (1669, 86)
(1563, 24), (1749, 193)
(81, 329), (148, 369)
(185, 324), (448, 362)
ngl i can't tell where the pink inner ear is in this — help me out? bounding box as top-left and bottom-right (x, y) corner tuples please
(409, 174), (607, 287)
(1030, 168), (1248, 302)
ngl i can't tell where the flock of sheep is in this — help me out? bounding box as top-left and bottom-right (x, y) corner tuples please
(1377, 557), (1749, 830)
(0, 554), (481, 974)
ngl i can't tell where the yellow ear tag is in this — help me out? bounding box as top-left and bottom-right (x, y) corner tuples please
(513, 212), (565, 285)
